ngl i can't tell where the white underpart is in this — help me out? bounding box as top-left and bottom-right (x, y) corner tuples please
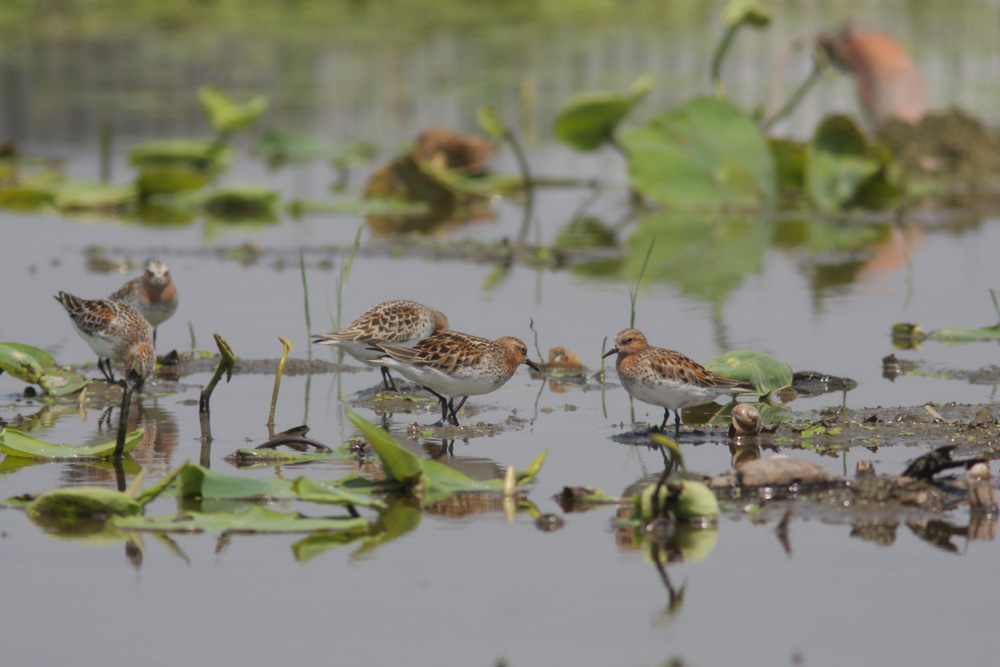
(73, 325), (119, 360)
(320, 336), (424, 364)
(623, 374), (737, 410)
(370, 357), (503, 397)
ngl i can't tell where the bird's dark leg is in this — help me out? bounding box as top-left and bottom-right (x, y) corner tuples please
(380, 367), (398, 392)
(423, 386), (450, 425)
(673, 411), (682, 440)
(448, 397), (468, 426)
(655, 409), (670, 433)
(98, 358), (116, 383)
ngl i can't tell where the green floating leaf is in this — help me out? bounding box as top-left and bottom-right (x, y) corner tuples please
(806, 114), (893, 212)
(291, 477), (388, 510)
(136, 166), (210, 197)
(114, 506), (370, 534)
(0, 342), (89, 395)
(554, 74), (651, 151)
(0, 428), (144, 460)
(129, 139), (230, 174)
(198, 85), (269, 135)
(621, 97), (776, 210)
(0, 183), (56, 211)
(54, 180), (136, 213)
(348, 412), (423, 487)
(27, 487), (142, 521)
(704, 349), (792, 395)
(928, 324), (1000, 344)
(174, 463), (299, 501)
(769, 138), (808, 190)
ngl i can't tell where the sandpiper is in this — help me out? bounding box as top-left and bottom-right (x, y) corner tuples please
(311, 299), (449, 391)
(54, 292), (156, 392)
(109, 259), (178, 345)
(603, 328), (754, 437)
(370, 330), (539, 425)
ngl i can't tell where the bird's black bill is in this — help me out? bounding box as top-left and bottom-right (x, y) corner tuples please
(602, 347), (619, 359)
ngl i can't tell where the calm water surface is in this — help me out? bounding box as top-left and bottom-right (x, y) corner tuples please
(1, 3), (999, 665)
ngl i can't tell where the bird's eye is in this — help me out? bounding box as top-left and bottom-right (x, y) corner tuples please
(520, 346), (527, 354)
(626, 337), (634, 343)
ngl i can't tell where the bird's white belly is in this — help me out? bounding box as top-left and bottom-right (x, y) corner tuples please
(373, 359), (498, 397)
(624, 375), (725, 410)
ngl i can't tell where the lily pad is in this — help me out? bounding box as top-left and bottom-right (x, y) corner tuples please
(54, 180), (136, 213)
(0, 342), (89, 395)
(620, 96), (776, 210)
(136, 166), (211, 197)
(129, 139), (230, 174)
(554, 75), (651, 151)
(704, 349), (792, 396)
(0, 427), (144, 460)
(27, 487), (143, 521)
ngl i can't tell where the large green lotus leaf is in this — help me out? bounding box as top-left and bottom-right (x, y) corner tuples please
(291, 477), (388, 510)
(554, 75), (651, 151)
(136, 166), (210, 196)
(0, 342), (89, 395)
(198, 85), (268, 135)
(806, 115), (883, 211)
(769, 137), (808, 190)
(621, 213), (770, 303)
(683, 400), (790, 427)
(621, 97), (776, 210)
(174, 463), (299, 501)
(704, 350), (792, 395)
(27, 487), (142, 521)
(129, 139), (230, 174)
(0, 427), (144, 460)
(348, 412), (423, 487)
(113, 506), (370, 534)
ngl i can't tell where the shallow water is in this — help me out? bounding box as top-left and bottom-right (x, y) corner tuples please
(2, 3), (1000, 666)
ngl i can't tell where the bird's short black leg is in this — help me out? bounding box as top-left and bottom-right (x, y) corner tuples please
(98, 358), (116, 383)
(380, 367), (398, 392)
(448, 396), (468, 426)
(673, 411), (682, 440)
(423, 386), (450, 425)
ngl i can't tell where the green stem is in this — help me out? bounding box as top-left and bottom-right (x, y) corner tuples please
(710, 24), (739, 99)
(268, 337), (293, 435)
(761, 63), (822, 132)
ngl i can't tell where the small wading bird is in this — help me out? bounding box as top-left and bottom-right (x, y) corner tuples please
(369, 330), (539, 426)
(311, 300), (449, 391)
(603, 328), (754, 438)
(109, 259), (178, 346)
(53, 292), (156, 393)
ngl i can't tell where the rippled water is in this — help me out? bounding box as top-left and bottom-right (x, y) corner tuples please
(1, 3), (999, 665)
